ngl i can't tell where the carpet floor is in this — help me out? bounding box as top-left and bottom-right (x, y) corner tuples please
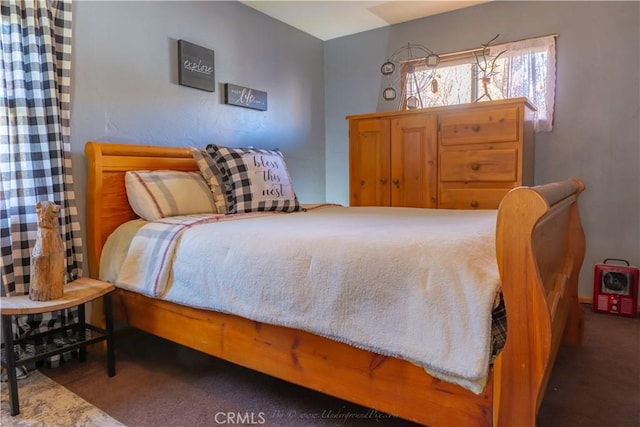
(25, 304), (640, 426)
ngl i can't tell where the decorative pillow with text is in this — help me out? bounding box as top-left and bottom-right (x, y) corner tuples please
(205, 145), (303, 214)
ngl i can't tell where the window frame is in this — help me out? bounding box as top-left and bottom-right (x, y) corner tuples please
(400, 50), (480, 109)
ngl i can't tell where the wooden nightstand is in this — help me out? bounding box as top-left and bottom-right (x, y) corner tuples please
(0, 277), (116, 416)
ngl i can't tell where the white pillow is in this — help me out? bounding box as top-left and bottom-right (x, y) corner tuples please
(125, 170), (217, 221)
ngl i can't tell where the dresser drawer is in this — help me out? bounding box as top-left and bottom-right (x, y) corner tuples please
(440, 148), (518, 182)
(439, 188), (511, 209)
(440, 107), (519, 146)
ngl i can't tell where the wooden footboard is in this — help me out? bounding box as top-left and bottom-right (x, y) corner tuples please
(84, 141), (585, 426)
(494, 178), (585, 426)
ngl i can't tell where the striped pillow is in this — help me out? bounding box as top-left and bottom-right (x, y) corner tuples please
(125, 170), (217, 221)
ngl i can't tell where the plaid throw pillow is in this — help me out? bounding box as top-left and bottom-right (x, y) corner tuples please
(191, 148), (227, 213)
(205, 145), (303, 214)
(125, 170), (217, 221)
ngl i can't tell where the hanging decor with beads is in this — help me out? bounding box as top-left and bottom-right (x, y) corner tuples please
(380, 43), (439, 110)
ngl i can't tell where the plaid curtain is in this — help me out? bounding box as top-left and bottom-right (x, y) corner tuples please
(1, 1), (82, 340)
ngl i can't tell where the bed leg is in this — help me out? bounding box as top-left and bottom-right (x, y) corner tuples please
(562, 298), (584, 345)
(562, 195), (586, 346)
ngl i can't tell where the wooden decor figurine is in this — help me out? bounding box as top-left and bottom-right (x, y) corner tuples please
(29, 201), (65, 301)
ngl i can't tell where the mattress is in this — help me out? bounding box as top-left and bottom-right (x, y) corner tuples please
(100, 206), (507, 393)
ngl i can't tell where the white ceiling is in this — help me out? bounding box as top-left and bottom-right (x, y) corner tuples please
(241, 0), (491, 41)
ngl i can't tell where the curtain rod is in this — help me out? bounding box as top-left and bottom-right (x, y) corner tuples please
(436, 33), (559, 60)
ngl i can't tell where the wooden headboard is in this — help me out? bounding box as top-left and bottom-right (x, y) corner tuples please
(84, 141), (198, 278)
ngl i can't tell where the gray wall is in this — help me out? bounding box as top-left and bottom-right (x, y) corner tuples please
(69, 1), (639, 299)
(324, 1), (640, 298)
(70, 1), (325, 275)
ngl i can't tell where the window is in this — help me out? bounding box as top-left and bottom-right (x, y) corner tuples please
(401, 35), (556, 131)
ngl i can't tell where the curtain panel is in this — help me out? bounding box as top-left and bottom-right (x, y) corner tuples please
(1, 0), (82, 339)
(489, 35), (557, 132)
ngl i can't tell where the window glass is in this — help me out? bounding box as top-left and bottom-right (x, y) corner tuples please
(399, 35), (556, 131)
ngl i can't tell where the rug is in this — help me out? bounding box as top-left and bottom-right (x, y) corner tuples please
(0, 370), (125, 427)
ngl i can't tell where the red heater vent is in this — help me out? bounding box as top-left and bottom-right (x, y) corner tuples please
(593, 259), (638, 317)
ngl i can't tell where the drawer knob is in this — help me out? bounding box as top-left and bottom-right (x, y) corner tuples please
(470, 200), (479, 208)
(471, 124), (481, 132)
(392, 178), (400, 188)
(470, 162), (480, 171)
(380, 178), (387, 185)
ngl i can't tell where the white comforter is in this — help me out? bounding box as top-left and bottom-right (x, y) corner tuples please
(112, 206), (500, 393)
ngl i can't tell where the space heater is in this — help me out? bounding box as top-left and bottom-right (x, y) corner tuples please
(593, 258), (638, 317)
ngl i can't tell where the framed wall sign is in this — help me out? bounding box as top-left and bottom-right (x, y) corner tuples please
(224, 83), (268, 111)
(178, 40), (215, 92)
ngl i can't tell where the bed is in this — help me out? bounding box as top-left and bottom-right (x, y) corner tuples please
(84, 141), (586, 426)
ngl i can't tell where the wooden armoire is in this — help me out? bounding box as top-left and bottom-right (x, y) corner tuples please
(347, 98), (536, 209)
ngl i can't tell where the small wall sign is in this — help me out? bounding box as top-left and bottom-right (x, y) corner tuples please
(224, 83), (268, 111)
(178, 40), (215, 92)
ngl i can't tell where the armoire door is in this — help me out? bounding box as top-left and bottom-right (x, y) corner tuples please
(390, 114), (438, 208)
(349, 118), (391, 206)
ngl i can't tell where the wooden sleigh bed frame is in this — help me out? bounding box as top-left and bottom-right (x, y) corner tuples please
(84, 141), (586, 426)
